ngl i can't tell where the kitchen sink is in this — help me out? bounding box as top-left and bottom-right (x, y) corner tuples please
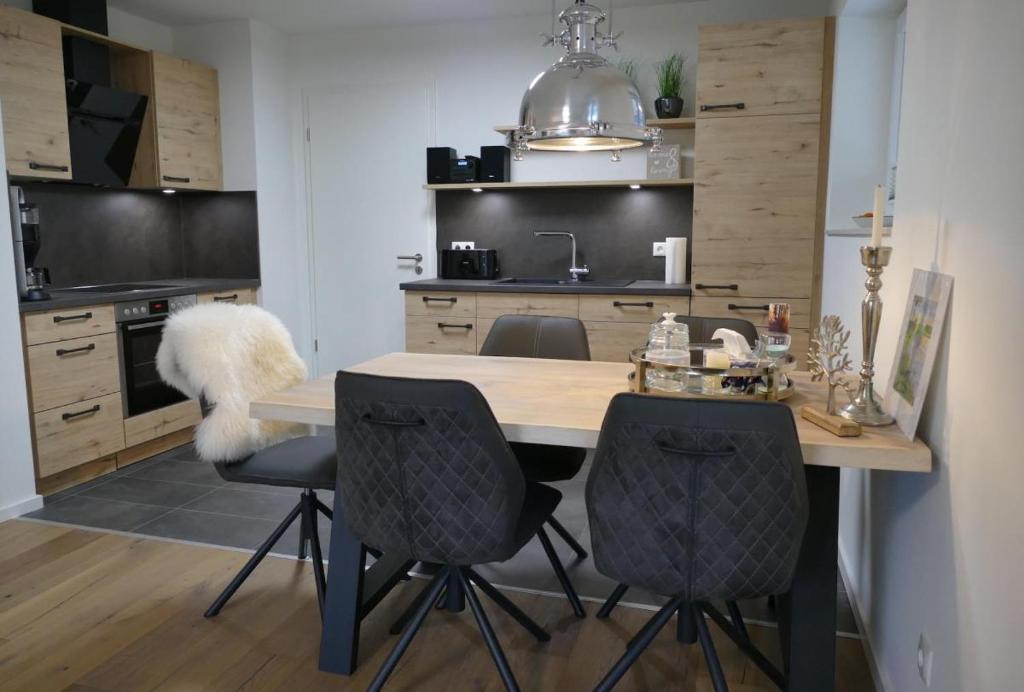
(491, 277), (635, 287)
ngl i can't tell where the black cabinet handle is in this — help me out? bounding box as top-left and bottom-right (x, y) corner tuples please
(727, 303), (770, 311)
(55, 343), (96, 357)
(423, 296), (457, 303)
(162, 175), (191, 183)
(212, 294), (238, 302)
(62, 404), (101, 421)
(695, 283), (738, 291)
(613, 301), (655, 308)
(29, 161), (70, 172)
(700, 102), (746, 112)
(53, 311), (93, 323)
(437, 322), (473, 330)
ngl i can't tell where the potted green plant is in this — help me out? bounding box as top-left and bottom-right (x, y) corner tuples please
(654, 52), (685, 118)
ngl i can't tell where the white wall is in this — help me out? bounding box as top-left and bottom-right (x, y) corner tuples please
(835, 0), (1024, 689)
(0, 102), (42, 520)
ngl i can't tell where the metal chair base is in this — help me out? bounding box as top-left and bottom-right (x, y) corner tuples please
(204, 488), (332, 619)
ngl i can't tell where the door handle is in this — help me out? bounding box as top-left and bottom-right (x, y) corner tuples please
(613, 301), (655, 308)
(397, 253), (424, 274)
(437, 322), (473, 330)
(29, 161), (70, 172)
(62, 404), (101, 421)
(162, 175), (191, 183)
(694, 283), (738, 291)
(55, 343), (96, 357)
(53, 312), (93, 323)
(727, 303), (770, 311)
(699, 102), (746, 112)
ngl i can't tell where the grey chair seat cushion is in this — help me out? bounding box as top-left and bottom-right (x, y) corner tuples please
(214, 435), (336, 490)
(510, 442), (587, 484)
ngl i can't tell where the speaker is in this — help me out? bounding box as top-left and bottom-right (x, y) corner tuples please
(427, 147), (457, 184)
(449, 156), (479, 183)
(480, 146), (511, 183)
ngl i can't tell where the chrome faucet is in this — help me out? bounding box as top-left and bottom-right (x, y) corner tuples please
(534, 231), (590, 282)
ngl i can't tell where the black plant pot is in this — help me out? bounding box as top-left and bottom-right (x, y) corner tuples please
(654, 96), (684, 119)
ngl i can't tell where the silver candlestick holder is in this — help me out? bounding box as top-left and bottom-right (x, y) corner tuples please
(840, 245), (895, 426)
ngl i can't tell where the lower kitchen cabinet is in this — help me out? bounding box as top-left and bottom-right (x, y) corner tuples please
(123, 399), (202, 449)
(33, 392), (125, 478)
(406, 315), (478, 355)
(584, 321), (653, 363)
(26, 332), (121, 413)
(197, 287), (258, 305)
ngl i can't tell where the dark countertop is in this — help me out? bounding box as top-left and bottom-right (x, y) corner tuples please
(400, 278), (691, 296)
(18, 278), (261, 313)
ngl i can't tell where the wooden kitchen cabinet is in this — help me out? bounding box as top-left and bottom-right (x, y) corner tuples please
(406, 315), (477, 355)
(197, 288), (257, 305)
(26, 333), (121, 413)
(0, 7), (73, 180)
(150, 52), (223, 190)
(696, 17), (834, 118)
(32, 392), (125, 478)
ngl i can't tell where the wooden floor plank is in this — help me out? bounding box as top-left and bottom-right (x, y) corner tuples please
(0, 520), (875, 691)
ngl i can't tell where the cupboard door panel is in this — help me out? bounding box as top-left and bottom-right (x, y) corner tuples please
(152, 52), (222, 190)
(690, 297), (812, 330)
(692, 114), (821, 298)
(27, 333), (121, 412)
(579, 294), (689, 323)
(23, 305), (116, 346)
(476, 293), (578, 319)
(0, 8), (72, 179)
(404, 291), (476, 318)
(197, 288), (257, 305)
(405, 316), (477, 355)
(584, 321), (650, 363)
(697, 17), (832, 118)
(34, 392), (125, 477)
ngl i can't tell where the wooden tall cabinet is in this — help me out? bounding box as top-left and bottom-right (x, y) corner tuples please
(692, 17), (834, 363)
(0, 7), (73, 180)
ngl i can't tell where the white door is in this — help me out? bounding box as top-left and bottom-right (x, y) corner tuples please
(305, 83), (435, 375)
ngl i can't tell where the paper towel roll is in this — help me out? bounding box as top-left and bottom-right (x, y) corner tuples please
(665, 237), (687, 284)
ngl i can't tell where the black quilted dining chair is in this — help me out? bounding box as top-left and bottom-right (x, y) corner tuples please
(333, 371), (585, 692)
(586, 394), (809, 692)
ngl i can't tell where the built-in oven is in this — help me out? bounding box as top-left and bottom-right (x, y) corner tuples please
(116, 294), (197, 417)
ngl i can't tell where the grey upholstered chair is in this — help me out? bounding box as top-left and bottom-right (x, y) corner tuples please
(334, 371), (585, 692)
(586, 394), (809, 692)
(479, 314), (592, 559)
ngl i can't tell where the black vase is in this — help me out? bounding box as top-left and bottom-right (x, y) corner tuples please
(654, 96), (684, 119)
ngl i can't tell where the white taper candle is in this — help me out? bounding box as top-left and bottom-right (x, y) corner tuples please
(871, 184), (885, 247)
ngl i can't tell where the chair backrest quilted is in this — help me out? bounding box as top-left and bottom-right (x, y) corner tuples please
(334, 371), (526, 565)
(479, 314), (591, 361)
(586, 394), (808, 602)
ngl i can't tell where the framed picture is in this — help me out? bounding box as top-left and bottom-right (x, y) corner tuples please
(886, 269), (954, 439)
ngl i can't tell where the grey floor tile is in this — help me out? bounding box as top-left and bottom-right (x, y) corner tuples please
(134, 509), (281, 550)
(25, 495), (170, 532)
(125, 459), (227, 487)
(182, 486), (301, 521)
(78, 476), (216, 508)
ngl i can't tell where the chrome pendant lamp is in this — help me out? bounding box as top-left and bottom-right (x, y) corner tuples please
(511, 0), (662, 161)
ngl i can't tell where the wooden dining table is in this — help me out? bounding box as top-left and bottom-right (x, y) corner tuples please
(250, 352), (932, 691)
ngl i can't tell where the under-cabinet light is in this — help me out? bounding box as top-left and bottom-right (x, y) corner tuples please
(629, 184), (641, 190)
(162, 189), (176, 194)
(471, 187), (484, 193)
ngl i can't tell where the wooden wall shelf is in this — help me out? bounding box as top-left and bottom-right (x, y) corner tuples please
(493, 117), (695, 135)
(424, 178), (693, 191)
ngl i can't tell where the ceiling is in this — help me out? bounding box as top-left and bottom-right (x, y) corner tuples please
(108, 0), (702, 34)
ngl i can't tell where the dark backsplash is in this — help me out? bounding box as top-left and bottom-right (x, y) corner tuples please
(18, 183), (259, 288)
(435, 187), (692, 281)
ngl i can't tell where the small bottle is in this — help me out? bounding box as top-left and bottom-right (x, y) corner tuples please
(645, 312), (690, 391)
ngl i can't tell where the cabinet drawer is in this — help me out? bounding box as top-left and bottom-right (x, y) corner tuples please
(584, 321), (651, 363)
(23, 305), (116, 346)
(476, 293), (578, 319)
(690, 297), (811, 330)
(197, 288), (257, 305)
(406, 316), (477, 355)
(33, 392), (125, 478)
(579, 294), (689, 323)
(696, 18), (832, 118)
(405, 291), (476, 318)
(26, 333), (121, 413)
(124, 399), (201, 448)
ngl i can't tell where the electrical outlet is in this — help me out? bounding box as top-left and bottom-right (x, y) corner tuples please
(653, 242), (667, 257)
(451, 241), (475, 250)
(917, 633), (933, 687)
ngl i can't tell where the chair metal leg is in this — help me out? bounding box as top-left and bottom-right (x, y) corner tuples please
(726, 601), (749, 640)
(536, 526), (586, 617)
(314, 497), (333, 519)
(456, 569), (520, 692)
(465, 567), (550, 642)
(302, 494), (327, 621)
(594, 596), (682, 692)
(546, 516), (588, 560)
(389, 574), (446, 635)
(444, 567), (465, 612)
(205, 501), (303, 618)
(693, 602), (729, 692)
(703, 602), (786, 689)
(676, 601), (697, 644)
(597, 583), (629, 619)
(297, 492), (310, 561)
(367, 569), (448, 692)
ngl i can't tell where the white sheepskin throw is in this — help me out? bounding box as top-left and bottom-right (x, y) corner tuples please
(156, 303), (309, 462)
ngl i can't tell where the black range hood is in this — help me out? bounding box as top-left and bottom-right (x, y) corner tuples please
(34, 0), (148, 187)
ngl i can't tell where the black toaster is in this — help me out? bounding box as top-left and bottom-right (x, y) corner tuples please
(440, 249), (499, 280)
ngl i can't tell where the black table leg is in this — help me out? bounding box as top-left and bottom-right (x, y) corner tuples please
(318, 478), (415, 675)
(783, 465), (840, 692)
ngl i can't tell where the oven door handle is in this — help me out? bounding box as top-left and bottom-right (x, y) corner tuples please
(124, 320), (167, 332)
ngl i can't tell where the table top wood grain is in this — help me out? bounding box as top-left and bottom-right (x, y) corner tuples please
(249, 352), (931, 473)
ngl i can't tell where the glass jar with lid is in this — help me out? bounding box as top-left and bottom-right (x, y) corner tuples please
(645, 312), (690, 391)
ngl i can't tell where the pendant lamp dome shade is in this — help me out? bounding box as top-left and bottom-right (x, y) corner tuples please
(512, 1), (661, 158)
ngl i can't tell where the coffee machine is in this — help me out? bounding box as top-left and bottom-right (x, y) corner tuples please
(9, 186), (51, 301)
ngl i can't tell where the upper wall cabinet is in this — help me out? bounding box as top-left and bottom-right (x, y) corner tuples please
(149, 53), (223, 191)
(696, 17), (833, 118)
(0, 8), (73, 180)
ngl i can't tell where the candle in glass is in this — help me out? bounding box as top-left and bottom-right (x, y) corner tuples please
(871, 184), (885, 247)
